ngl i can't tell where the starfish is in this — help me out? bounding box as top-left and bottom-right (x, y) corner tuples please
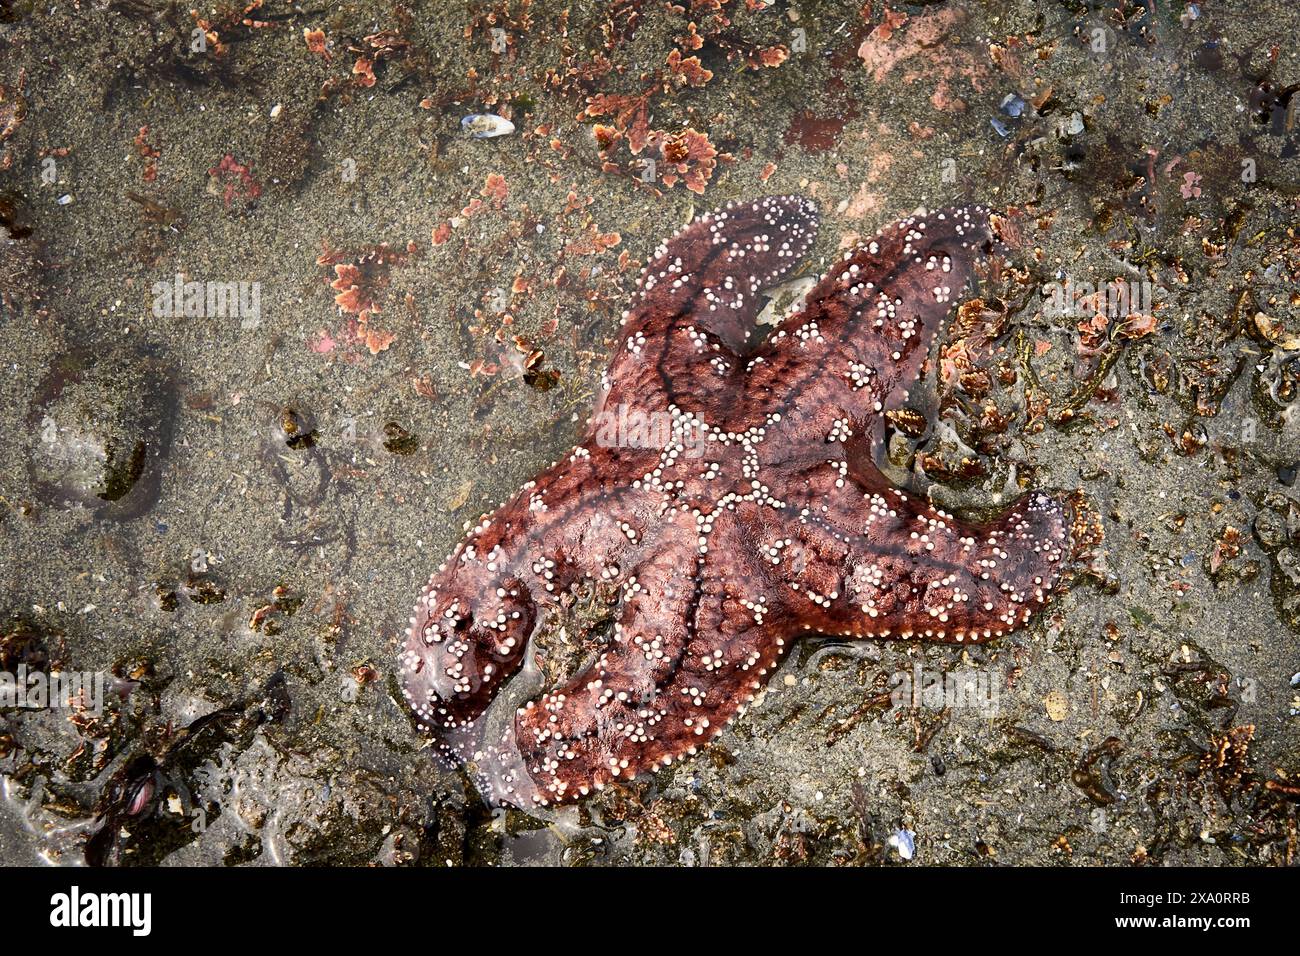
(400, 195), (1079, 807)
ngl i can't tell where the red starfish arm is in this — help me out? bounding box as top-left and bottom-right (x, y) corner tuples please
(848, 486), (1073, 643)
(742, 205), (991, 449)
(775, 464), (1074, 644)
(498, 516), (791, 806)
(399, 449), (646, 738)
(599, 195), (819, 418)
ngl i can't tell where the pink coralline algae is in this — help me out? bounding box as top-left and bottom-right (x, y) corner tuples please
(207, 153), (262, 208)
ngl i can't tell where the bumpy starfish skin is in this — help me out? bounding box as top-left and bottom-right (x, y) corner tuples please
(400, 196), (1075, 807)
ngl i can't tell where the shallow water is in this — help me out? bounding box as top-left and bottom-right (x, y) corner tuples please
(0, 0), (1297, 866)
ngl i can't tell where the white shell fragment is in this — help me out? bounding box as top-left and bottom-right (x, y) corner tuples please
(461, 114), (515, 139)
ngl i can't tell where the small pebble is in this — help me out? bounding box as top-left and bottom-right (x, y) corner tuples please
(1044, 690), (1069, 721)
